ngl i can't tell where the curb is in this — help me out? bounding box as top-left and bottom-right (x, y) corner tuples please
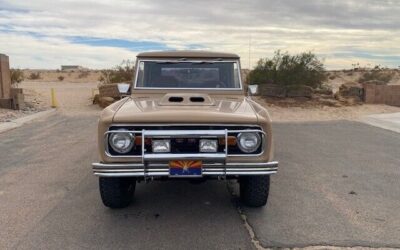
(0, 109), (57, 134)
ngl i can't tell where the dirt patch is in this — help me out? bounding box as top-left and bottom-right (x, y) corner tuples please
(19, 81), (101, 115)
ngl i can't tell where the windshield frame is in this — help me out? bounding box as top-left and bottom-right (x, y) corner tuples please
(133, 59), (243, 91)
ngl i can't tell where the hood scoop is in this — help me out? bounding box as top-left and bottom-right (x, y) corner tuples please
(158, 93), (215, 106)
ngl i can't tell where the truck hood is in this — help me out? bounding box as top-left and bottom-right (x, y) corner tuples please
(112, 93), (258, 124)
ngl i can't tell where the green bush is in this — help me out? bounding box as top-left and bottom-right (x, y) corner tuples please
(10, 69), (24, 84)
(247, 51), (326, 89)
(99, 60), (135, 84)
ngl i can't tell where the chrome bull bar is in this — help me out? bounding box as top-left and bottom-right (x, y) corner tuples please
(104, 128), (266, 160)
(98, 128), (278, 177)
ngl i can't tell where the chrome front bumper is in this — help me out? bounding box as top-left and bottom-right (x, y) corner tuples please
(92, 161), (278, 177)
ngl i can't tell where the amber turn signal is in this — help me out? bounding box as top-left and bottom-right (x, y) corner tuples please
(134, 136), (152, 145)
(219, 136), (237, 146)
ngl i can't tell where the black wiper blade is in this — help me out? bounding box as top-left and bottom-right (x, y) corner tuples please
(155, 61), (179, 64)
(193, 61), (215, 64)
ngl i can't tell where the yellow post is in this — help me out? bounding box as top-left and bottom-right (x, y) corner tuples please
(51, 88), (58, 108)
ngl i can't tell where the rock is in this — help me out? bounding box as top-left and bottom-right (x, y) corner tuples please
(338, 81), (363, 97)
(259, 85), (286, 97)
(93, 94), (100, 105)
(286, 85), (313, 98)
(344, 96), (362, 106)
(314, 84), (333, 96)
(320, 99), (342, 107)
(99, 84), (120, 99)
(98, 96), (115, 108)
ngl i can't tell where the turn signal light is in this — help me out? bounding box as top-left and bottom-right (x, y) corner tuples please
(134, 136), (151, 145)
(219, 136), (237, 146)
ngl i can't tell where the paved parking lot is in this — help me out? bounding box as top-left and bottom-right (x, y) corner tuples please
(0, 114), (399, 249)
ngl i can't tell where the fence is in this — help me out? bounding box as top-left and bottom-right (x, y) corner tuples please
(364, 84), (400, 107)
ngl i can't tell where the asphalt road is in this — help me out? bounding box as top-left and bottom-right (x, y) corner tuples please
(0, 113), (399, 249)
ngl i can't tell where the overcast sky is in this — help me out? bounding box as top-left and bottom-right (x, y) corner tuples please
(1, 0), (399, 69)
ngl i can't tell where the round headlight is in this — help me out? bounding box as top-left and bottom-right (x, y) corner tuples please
(108, 130), (134, 154)
(237, 132), (261, 153)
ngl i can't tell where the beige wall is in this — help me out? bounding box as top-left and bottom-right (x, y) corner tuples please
(364, 84), (400, 107)
(0, 54), (11, 99)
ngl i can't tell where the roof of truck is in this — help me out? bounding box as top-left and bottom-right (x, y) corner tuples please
(136, 50), (240, 59)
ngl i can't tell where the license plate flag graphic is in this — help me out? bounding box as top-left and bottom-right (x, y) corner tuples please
(169, 160), (202, 176)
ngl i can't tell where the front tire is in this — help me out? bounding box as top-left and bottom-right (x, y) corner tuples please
(99, 177), (136, 209)
(240, 175), (270, 207)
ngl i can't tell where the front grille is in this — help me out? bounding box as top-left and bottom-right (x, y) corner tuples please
(106, 125), (264, 156)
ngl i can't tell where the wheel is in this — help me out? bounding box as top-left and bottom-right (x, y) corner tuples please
(239, 175), (270, 207)
(99, 177), (136, 208)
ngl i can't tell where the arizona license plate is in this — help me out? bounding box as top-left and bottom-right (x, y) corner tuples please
(169, 160), (202, 177)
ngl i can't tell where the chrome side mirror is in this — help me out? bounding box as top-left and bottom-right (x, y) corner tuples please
(117, 83), (131, 95)
(248, 84), (259, 96)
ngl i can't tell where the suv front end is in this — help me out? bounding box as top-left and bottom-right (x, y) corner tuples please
(92, 51), (278, 208)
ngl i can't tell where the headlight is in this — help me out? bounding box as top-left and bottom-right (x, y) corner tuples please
(237, 132), (261, 153)
(108, 130), (134, 154)
(199, 139), (218, 153)
(152, 139), (171, 153)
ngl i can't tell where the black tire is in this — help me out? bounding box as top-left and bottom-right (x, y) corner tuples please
(240, 175), (270, 207)
(99, 177), (136, 209)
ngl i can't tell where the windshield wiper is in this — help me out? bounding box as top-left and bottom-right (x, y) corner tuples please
(193, 61), (215, 64)
(155, 61), (180, 64)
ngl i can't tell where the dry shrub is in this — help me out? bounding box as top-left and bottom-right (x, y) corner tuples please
(99, 60), (135, 84)
(358, 66), (394, 84)
(28, 72), (41, 80)
(78, 71), (90, 79)
(10, 69), (24, 84)
(58, 75), (65, 81)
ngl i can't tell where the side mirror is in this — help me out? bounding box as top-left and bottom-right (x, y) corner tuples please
(248, 84), (259, 96)
(117, 83), (131, 95)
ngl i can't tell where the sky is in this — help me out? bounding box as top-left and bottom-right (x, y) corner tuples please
(0, 0), (400, 70)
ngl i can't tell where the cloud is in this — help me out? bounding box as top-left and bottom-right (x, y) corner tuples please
(0, 0), (399, 69)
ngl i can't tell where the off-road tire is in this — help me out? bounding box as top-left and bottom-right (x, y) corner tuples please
(99, 177), (136, 209)
(240, 175), (270, 207)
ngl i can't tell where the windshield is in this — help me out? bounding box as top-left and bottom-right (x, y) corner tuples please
(135, 60), (241, 89)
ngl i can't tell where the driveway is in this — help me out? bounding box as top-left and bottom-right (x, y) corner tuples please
(0, 114), (399, 249)
(363, 112), (400, 133)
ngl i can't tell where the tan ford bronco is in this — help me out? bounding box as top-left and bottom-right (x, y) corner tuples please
(92, 51), (278, 208)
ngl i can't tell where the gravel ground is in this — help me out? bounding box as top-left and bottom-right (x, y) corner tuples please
(0, 87), (48, 122)
(19, 81), (100, 115)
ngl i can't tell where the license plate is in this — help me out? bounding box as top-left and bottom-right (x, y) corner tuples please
(169, 160), (202, 177)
